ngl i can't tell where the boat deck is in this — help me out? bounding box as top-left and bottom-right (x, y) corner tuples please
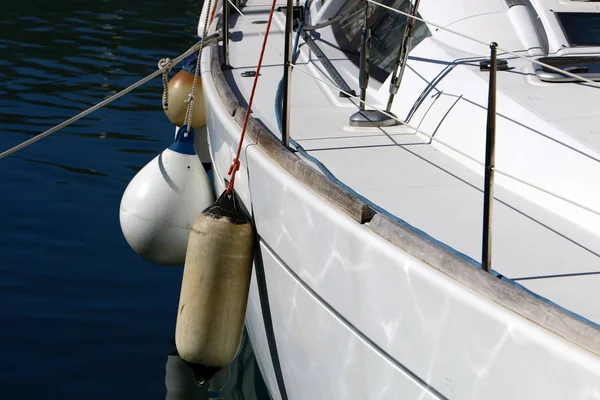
(222, 1), (600, 324)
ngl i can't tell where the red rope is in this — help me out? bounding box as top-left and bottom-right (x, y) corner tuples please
(209, 2), (218, 25)
(225, 0), (278, 195)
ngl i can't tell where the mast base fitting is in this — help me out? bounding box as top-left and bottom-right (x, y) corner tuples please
(349, 110), (397, 127)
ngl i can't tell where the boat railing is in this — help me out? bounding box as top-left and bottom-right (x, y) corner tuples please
(359, 0), (599, 272)
(224, 0), (600, 273)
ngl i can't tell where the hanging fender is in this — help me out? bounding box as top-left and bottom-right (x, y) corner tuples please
(175, 191), (254, 386)
(119, 126), (215, 265)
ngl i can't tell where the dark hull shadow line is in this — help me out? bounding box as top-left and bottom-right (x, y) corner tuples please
(252, 235), (290, 400)
(259, 239), (450, 400)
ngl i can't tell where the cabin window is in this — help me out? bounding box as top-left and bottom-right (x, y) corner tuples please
(556, 12), (600, 47)
(333, 0), (431, 82)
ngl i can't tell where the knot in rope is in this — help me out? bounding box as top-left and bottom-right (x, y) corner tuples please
(183, 92), (196, 137)
(0, 34), (223, 161)
(228, 158), (240, 176)
(159, 58), (172, 110)
(226, 158), (241, 195)
(157, 58), (172, 73)
(185, 93), (195, 105)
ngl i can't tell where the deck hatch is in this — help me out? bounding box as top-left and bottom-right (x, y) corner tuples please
(534, 55), (600, 82)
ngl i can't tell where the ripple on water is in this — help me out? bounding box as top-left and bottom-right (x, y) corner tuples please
(0, 0), (269, 398)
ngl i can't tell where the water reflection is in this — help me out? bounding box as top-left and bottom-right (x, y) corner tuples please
(166, 350), (209, 400)
(165, 331), (270, 400)
(0, 0), (273, 397)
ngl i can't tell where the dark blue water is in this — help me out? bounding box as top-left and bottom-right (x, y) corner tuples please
(0, 1), (267, 398)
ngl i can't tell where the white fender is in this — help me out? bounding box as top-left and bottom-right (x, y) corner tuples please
(119, 126), (214, 265)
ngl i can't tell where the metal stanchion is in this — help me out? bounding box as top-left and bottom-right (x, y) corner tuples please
(482, 42), (498, 274)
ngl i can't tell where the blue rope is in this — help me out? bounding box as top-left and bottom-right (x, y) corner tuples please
(275, 23), (304, 133)
(271, 21), (600, 331)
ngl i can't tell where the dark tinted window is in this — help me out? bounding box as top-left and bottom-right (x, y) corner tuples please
(333, 0), (431, 82)
(535, 55), (600, 82)
(556, 12), (600, 47)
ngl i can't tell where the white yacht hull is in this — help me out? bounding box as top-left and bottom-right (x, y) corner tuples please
(194, 1), (600, 398)
(201, 53), (600, 400)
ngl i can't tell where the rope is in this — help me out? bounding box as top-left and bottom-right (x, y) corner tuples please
(158, 58), (172, 110)
(272, 25), (482, 272)
(183, 0), (214, 136)
(266, 13), (600, 327)
(227, 0), (284, 57)
(209, 1), (219, 26)
(224, 3), (600, 215)
(0, 34), (219, 161)
(233, 0), (600, 89)
(225, 0), (279, 195)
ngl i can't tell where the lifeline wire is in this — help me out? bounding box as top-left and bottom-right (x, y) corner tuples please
(229, 0), (600, 215)
(289, 63), (600, 217)
(231, 0), (600, 90)
(0, 34), (219, 161)
(228, 1), (600, 216)
(366, 0), (600, 89)
(225, 0), (280, 195)
(266, 9), (600, 331)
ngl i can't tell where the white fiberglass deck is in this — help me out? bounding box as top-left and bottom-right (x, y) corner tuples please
(221, 1), (600, 325)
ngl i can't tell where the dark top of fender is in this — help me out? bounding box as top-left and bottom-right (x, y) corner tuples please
(168, 125), (197, 155)
(202, 191), (251, 225)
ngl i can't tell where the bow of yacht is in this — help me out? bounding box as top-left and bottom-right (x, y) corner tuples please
(196, 0), (600, 398)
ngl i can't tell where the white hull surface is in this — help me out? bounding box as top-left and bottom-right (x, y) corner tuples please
(196, 0), (600, 398)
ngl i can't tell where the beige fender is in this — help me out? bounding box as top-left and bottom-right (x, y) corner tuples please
(175, 192), (254, 386)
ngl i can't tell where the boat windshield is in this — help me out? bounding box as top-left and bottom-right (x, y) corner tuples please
(333, 0), (431, 82)
(556, 12), (600, 47)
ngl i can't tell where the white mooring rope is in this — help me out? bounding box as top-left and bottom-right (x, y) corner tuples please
(183, 0), (214, 136)
(159, 57), (173, 110)
(0, 33), (219, 160)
